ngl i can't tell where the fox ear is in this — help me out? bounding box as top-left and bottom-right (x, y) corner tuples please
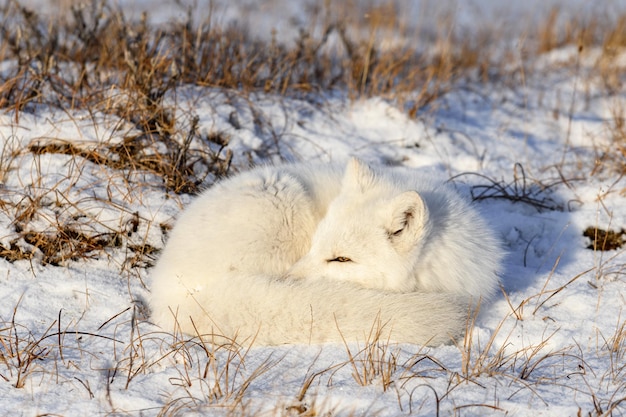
(342, 158), (376, 192)
(388, 191), (429, 252)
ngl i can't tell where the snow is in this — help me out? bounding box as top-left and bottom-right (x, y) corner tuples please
(2, 1), (626, 416)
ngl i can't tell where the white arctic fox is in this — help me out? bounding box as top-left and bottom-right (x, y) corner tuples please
(149, 158), (502, 346)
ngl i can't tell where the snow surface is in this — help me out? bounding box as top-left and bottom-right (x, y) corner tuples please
(2, 1), (626, 416)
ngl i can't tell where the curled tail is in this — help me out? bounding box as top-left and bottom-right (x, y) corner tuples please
(150, 273), (470, 346)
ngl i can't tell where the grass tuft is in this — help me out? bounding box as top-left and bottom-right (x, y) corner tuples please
(583, 227), (625, 251)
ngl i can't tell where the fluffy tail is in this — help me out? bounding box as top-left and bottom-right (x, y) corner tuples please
(151, 273), (471, 346)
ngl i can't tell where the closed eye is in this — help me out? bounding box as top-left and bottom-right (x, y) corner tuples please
(328, 256), (352, 263)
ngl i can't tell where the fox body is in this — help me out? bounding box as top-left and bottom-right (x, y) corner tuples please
(149, 159), (502, 345)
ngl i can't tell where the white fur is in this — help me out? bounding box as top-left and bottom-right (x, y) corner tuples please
(149, 159), (502, 346)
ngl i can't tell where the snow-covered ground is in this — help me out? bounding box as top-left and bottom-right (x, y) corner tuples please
(1, 1), (626, 416)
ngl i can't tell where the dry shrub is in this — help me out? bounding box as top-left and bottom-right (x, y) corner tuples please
(536, 7), (600, 54)
(0, 0), (510, 117)
(453, 164), (567, 212)
(1, 0), (625, 122)
(597, 26), (626, 93)
(27, 125), (232, 195)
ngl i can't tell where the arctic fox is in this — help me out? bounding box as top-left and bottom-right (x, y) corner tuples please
(149, 159), (502, 346)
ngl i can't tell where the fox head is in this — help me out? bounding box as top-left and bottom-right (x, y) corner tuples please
(286, 158), (430, 291)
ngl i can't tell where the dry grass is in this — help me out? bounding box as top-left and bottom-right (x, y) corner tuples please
(0, 1), (623, 116)
(0, 304), (58, 389)
(0, 0), (626, 415)
(592, 100), (626, 177)
(335, 314), (399, 391)
(0, 297), (121, 391)
(2, 286), (625, 415)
